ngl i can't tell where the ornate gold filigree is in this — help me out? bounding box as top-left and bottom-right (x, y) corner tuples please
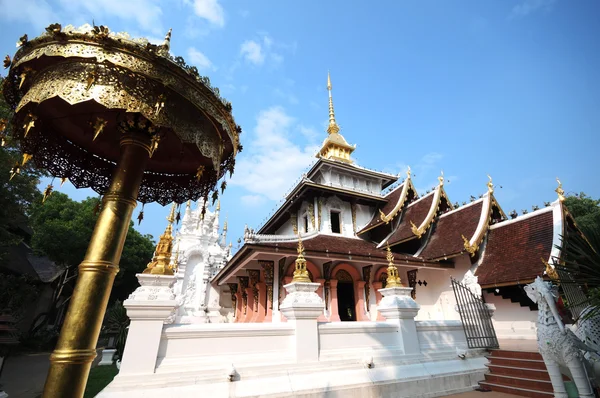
(21, 153), (33, 166)
(3, 55), (11, 69)
(542, 257), (560, 282)
(362, 265), (372, 309)
(462, 234), (477, 257)
(351, 203), (357, 233)
(227, 283), (238, 313)
(238, 276), (249, 315)
(22, 112), (36, 137)
(260, 260), (274, 310)
(247, 270), (260, 312)
(42, 183), (53, 203)
(308, 202), (315, 230)
(318, 198), (323, 230)
(290, 213), (298, 235)
(411, 172), (445, 238)
(487, 174), (494, 193)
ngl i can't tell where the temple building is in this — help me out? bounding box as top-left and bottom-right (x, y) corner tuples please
(210, 73), (573, 340)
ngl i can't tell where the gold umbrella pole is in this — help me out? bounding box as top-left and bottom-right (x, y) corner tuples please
(43, 132), (152, 398)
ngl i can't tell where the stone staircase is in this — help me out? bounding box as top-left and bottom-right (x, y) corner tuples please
(479, 349), (556, 397)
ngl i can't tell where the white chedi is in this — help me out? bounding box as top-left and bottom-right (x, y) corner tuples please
(171, 199), (232, 324)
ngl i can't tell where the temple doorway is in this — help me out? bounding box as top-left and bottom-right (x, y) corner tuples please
(336, 270), (356, 321)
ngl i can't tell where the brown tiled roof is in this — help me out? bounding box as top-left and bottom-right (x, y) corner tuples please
(358, 183), (405, 234)
(419, 201), (484, 260)
(388, 193), (435, 245)
(476, 210), (554, 287)
(254, 234), (430, 263)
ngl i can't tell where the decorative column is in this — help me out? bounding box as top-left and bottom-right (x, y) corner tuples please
(120, 274), (177, 375)
(280, 236), (324, 363)
(355, 280), (368, 321)
(247, 270), (260, 323)
(238, 276), (249, 323)
(260, 261), (275, 322)
(329, 279), (341, 322)
(227, 283), (238, 321)
(377, 246), (420, 355)
(315, 278), (327, 322)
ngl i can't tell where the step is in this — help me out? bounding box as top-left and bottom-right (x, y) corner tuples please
(479, 381), (554, 398)
(484, 373), (553, 393)
(486, 356), (547, 370)
(489, 349), (542, 360)
(486, 364), (550, 381)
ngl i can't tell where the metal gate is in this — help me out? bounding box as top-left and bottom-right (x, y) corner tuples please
(451, 277), (499, 349)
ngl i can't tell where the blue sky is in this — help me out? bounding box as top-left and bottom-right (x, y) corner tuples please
(1, 0), (599, 249)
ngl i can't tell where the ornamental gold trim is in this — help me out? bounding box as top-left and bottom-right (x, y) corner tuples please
(379, 167), (412, 224)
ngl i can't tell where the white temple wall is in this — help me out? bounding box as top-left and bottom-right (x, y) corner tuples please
(483, 291), (537, 340)
(416, 320), (467, 351)
(406, 255), (472, 321)
(275, 220), (294, 236)
(154, 320), (472, 374)
(355, 203), (374, 231)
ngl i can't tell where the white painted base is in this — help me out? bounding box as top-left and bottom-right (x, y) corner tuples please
(0, 390), (8, 398)
(99, 352), (487, 398)
(98, 349), (117, 366)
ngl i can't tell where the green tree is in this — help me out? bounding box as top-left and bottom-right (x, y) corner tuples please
(0, 76), (45, 262)
(27, 192), (155, 331)
(564, 192), (600, 236)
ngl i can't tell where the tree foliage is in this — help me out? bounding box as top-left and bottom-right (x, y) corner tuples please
(564, 192), (600, 236)
(0, 76), (45, 262)
(29, 192), (155, 302)
(556, 192), (600, 319)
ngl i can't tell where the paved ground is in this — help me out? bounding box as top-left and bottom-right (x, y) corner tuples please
(0, 353), (49, 398)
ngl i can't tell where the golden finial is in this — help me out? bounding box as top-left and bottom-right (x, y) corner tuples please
(292, 234), (311, 283)
(186, 199), (191, 208)
(406, 166), (411, 179)
(486, 174), (494, 193)
(60, 177), (67, 187)
(555, 178), (565, 202)
(23, 112), (37, 137)
(326, 71), (340, 135)
(42, 183), (54, 203)
(410, 220), (422, 238)
(196, 165), (205, 182)
(143, 203), (176, 275)
(216, 199), (221, 212)
(438, 170), (444, 186)
(385, 243), (402, 288)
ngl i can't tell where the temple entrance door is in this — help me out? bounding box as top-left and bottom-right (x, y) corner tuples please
(336, 270), (356, 321)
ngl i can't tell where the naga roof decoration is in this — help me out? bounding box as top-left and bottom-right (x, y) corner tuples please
(357, 179), (415, 235)
(378, 166), (413, 224)
(410, 171), (452, 239)
(378, 191), (435, 248)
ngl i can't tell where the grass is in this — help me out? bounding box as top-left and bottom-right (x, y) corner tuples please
(84, 364), (119, 398)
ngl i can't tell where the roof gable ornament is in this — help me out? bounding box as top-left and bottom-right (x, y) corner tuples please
(291, 234), (311, 283)
(555, 177), (565, 202)
(487, 174), (494, 193)
(379, 166), (412, 224)
(411, 170), (445, 238)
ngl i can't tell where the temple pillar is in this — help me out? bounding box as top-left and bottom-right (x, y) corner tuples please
(280, 282), (324, 363)
(234, 291), (242, 322)
(315, 278), (327, 322)
(244, 287), (254, 323)
(329, 279), (341, 322)
(120, 274), (177, 375)
(260, 260), (275, 322)
(251, 282), (266, 323)
(355, 280), (368, 321)
(372, 281), (385, 321)
(377, 286), (420, 355)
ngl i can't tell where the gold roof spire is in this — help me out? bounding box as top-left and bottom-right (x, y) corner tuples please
(327, 71), (340, 135)
(555, 177), (565, 202)
(317, 71), (355, 163)
(385, 243), (402, 288)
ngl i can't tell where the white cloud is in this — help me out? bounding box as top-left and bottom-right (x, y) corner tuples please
(273, 88), (299, 105)
(230, 106), (319, 201)
(0, 0), (165, 34)
(187, 0), (225, 27)
(187, 47), (215, 72)
(240, 40), (264, 65)
(510, 0), (556, 19)
(240, 195), (266, 207)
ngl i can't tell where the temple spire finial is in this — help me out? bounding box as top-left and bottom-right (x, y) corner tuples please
(327, 71), (340, 135)
(555, 177), (565, 202)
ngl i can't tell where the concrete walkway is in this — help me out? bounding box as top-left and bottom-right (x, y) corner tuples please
(0, 353), (50, 398)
